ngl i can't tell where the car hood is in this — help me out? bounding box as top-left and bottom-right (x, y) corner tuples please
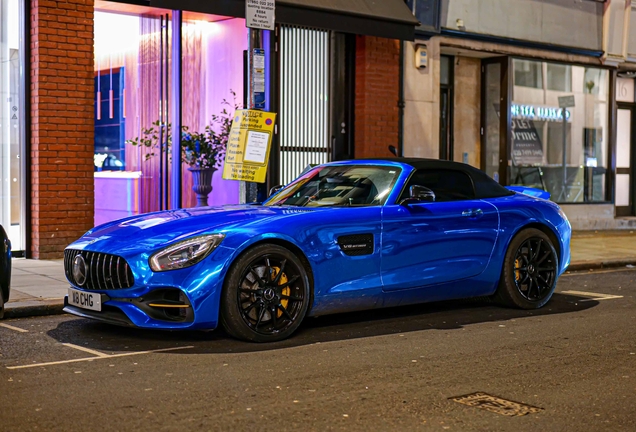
(68, 205), (316, 255)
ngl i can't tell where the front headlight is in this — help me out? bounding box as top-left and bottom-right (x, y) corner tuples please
(149, 234), (225, 272)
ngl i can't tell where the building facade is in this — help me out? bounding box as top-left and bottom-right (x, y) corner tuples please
(1, 0), (416, 258)
(404, 0), (636, 230)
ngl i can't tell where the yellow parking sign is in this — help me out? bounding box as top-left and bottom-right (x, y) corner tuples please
(222, 109), (276, 183)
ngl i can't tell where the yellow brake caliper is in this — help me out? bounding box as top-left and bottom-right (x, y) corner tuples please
(514, 258), (521, 282)
(271, 267), (290, 318)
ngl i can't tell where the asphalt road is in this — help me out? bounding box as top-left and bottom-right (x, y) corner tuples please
(1, 268), (635, 432)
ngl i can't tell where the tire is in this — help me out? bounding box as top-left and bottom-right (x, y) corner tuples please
(493, 228), (559, 310)
(220, 244), (311, 342)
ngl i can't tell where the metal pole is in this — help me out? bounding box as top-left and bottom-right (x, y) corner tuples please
(242, 28), (263, 204)
(170, 10), (182, 209)
(562, 108), (567, 200)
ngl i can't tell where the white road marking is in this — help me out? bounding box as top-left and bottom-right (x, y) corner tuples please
(563, 267), (636, 276)
(0, 323), (29, 333)
(561, 290), (624, 301)
(62, 343), (109, 358)
(6, 345), (194, 370)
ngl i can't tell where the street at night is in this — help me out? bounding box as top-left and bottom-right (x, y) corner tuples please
(1, 268), (634, 431)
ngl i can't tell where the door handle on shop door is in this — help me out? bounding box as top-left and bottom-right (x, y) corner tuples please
(462, 209), (484, 218)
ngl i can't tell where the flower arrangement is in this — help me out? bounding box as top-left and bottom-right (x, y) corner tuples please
(127, 91), (239, 170)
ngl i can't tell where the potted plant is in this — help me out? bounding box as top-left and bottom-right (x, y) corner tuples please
(127, 91), (239, 206)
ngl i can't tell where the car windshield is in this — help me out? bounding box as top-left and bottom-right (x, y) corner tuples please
(265, 165), (401, 207)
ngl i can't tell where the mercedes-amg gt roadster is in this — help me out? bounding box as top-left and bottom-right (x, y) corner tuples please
(63, 159), (571, 342)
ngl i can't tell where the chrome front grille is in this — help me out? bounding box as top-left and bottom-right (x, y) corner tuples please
(64, 249), (134, 290)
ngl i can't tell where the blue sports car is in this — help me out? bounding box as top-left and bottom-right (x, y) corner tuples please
(63, 159), (571, 342)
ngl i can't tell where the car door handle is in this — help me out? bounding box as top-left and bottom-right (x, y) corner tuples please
(462, 209), (484, 218)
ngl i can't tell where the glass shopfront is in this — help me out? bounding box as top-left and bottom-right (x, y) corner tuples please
(0, 0), (26, 251)
(93, 5), (247, 224)
(509, 59), (609, 203)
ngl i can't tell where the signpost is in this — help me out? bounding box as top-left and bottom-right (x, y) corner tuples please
(246, 0), (275, 31)
(223, 110), (277, 183)
(238, 0), (275, 202)
(558, 95), (575, 201)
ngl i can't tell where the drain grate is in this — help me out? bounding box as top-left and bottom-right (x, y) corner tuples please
(450, 392), (543, 417)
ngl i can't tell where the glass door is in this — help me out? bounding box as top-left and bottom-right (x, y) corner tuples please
(481, 57), (509, 184)
(616, 105), (635, 216)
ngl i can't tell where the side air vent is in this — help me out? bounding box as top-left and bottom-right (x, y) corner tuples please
(337, 234), (374, 256)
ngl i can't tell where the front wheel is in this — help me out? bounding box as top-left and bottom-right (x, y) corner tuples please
(493, 228), (559, 309)
(220, 244), (311, 342)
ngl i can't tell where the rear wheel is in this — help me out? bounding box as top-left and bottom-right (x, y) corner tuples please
(493, 228), (558, 309)
(220, 244), (310, 342)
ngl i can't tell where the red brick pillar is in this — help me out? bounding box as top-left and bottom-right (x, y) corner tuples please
(354, 36), (400, 159)
(30, 0), (95, 259)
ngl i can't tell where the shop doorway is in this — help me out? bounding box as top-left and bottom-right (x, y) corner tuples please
(480, 57), (509, 184)
(616, 104), (635, 216)
(276, 26), (354, 185)
(439, 55), (454, 161)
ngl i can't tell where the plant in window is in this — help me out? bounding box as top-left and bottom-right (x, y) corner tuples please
(126, 91), (240, 206)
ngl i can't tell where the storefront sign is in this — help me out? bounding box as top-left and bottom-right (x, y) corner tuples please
(511, 119), (544, 165)
(558, 95), (575, 108)
(252, 48), (266, 109)
(246, 0), (275, 31)
(511, 104), (570, 122)
(223, 109), (277, 183)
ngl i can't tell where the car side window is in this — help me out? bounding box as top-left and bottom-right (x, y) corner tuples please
(399, 169), (476, 202)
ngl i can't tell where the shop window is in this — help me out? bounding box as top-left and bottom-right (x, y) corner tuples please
(511, 61), (609, 203)
(440, 55), (451, 86)
(513, 59), (542, 89)
(584, 68), (603, 95)
(93, 10), (246, 224)
(547, 63), (571, 92)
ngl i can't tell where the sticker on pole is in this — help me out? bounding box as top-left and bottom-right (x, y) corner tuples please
(223, 110), (277, 183)
(246, 0), (275, 31)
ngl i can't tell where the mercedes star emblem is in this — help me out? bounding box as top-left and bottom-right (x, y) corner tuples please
(72, 255), (88, 286)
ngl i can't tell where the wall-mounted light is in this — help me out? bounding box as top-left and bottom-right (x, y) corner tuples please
(414, 44), (427, 69)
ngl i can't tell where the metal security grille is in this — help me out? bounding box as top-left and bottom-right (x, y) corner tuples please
(279, 26), (331, 185)
(64, 249), (134, 290)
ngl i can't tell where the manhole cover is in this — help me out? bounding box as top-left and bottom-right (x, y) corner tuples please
(450, 392), (543, 417)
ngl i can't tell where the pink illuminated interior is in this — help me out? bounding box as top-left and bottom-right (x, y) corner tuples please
(93, 9), (247, 225)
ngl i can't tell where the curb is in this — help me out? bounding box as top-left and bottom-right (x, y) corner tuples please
(4, 299), (65, 319)
(566, 259), (636, 272)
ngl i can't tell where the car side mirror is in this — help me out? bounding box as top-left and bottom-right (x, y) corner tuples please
(269, 185), (284, 197)
(410, 185), (435, 202)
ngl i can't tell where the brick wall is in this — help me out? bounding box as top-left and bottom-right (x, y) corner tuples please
(31, 0), (95, 259)
(354, 36), (400, 159)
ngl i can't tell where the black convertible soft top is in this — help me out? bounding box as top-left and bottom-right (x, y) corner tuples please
(362, 158), (515, 199)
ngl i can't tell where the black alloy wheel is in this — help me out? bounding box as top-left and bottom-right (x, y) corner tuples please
(513, 236), (557, 301)
(494, 228), (559, 309)
(221, 244), (310, 342)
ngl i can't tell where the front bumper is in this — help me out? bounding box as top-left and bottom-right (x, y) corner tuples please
(63, 286), (202, 330)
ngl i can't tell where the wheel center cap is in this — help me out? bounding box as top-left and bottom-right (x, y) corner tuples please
(263, 288), (276, 301)
(528, 264), (535, 274)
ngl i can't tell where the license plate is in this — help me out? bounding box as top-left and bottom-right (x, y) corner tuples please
(68, 288), (102, 312)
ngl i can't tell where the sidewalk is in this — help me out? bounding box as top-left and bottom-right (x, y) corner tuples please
(4, 231), (636, 319)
